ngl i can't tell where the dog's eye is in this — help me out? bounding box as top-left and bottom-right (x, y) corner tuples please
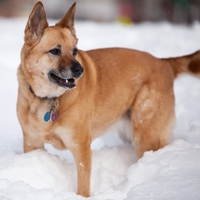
(72, 47), (78, 57)
(49, 48), (61, 56)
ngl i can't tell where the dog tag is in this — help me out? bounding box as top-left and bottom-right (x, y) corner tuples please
(44, 111), (51, 122)
(43, 98), (59, 122)
(51, 112), (57, 122)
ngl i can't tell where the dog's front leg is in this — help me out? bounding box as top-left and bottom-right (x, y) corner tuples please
(23, 129), (44, 153)
(72, 137), (92, 197)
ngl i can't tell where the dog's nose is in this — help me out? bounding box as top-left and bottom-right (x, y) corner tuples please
(70, 63), (84, 78)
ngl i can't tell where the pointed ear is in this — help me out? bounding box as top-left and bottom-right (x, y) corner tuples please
(56, 2), (76, 34)
(24, 1), (48, 44)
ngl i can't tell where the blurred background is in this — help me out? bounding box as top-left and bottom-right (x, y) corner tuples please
(0, 0), (200, 24)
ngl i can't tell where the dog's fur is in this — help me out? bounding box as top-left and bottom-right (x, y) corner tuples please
(17, 2), (200, 197)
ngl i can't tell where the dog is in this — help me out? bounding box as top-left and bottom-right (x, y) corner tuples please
(17, 1), (200, 197)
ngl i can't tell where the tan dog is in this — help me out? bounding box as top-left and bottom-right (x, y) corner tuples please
(17, 1), (200, 197)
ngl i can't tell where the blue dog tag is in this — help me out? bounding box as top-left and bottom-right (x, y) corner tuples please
(44, 111), (51, 122)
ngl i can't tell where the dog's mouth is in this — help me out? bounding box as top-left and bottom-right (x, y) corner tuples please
(49, 72), (75, 89)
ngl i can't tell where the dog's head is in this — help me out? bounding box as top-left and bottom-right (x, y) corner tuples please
(20, 2), (83, 98)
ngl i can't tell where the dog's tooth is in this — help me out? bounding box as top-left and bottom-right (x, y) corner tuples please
(66, 79), (68, 83)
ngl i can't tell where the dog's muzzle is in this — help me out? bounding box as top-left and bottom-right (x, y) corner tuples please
(48, 63), (84, 89)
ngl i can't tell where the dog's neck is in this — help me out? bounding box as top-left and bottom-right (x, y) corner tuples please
(29, 85), (59, 122)
(29, 85), (53, 100)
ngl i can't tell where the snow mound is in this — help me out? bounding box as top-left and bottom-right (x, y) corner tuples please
(0, 150), (75, 191)
(125, 140), (200, 200)
(0, 141), (200, 200)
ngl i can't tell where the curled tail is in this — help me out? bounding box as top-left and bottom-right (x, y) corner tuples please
(166, 50), (200, 78)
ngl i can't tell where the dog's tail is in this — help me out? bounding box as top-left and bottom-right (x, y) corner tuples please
(166, 50), (200, 78)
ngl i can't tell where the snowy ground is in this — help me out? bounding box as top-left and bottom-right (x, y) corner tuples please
(0, 18), (200, 200)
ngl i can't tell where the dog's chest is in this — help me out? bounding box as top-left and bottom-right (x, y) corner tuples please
(28, 100), (72, 149)
(28, 100), (55, 134)
(30, 99), (52, 122)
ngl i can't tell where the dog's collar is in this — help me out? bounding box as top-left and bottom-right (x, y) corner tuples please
(29, 85), (59, 122)
(29, 85), (35, 96)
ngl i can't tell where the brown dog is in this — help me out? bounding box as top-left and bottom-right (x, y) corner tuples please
(17, 1), (200, 197)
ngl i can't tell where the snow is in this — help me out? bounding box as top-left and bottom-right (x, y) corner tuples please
(0, 18), (200, 200)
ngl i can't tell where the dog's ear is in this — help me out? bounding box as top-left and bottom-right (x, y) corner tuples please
(24, 1), (48, 44)
(56, 2), (76, 35)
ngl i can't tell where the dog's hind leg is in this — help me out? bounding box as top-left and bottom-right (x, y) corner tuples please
(131, 85), (175, 158)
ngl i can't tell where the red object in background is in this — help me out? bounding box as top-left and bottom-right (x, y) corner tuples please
(118, 1), (135, 21)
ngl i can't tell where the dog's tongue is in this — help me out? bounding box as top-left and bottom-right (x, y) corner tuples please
(58, 78), (66, 85)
